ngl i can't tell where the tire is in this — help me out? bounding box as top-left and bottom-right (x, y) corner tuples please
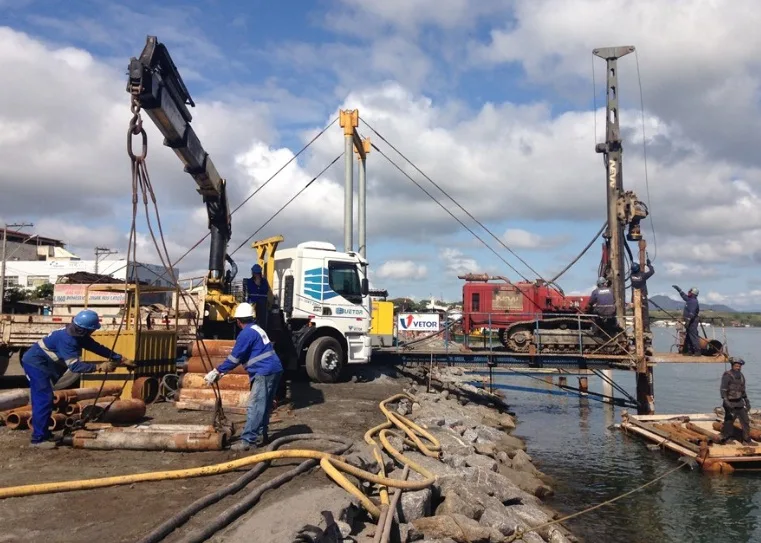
(305, 336), (345, 383)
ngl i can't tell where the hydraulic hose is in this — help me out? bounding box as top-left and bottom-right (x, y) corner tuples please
(0, 393), (441, 511)
(138, 433), (353, 543)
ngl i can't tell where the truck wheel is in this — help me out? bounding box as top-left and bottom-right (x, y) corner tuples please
(305, 336), (345, 383)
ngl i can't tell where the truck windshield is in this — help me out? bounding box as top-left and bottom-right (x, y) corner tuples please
(328, 261), (362, 302)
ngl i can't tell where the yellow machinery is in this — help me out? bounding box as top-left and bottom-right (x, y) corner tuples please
(251, 235), (283, 318)
(80, 285), (178, 402)
(371, 301), (394, 336)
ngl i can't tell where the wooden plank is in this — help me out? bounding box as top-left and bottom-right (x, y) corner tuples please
(629, 413), (717, 422)
(686, 422), (722, 441)
(624, 416), (700, 452)
(621, 421), (696, 458)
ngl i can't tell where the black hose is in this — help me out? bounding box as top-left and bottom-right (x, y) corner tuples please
(138, 433), (353, 543)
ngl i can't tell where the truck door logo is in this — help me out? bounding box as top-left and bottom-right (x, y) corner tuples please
(304, 267), (338, 301)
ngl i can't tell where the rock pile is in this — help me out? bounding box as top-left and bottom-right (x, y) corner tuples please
(346, 371), (577, 543)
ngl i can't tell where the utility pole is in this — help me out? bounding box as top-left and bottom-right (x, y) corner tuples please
(94, 247), (117, 275)
(594, 45), (652, 414)
(1, 222), (34, 315)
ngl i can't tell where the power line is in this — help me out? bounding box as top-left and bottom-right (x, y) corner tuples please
(362, 120), (550, 282)
(634, 50), (657, 262)
(230, 153), (344, 256)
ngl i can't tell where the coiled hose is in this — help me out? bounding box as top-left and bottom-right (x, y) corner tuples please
(0, 393), (440, 529)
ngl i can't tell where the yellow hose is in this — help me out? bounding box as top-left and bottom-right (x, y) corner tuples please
(0, 392), (442, 520)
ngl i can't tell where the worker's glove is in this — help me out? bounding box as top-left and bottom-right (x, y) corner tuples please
(204, 368), (221, 385)
(672, 285), (679, 290)
(120, 357), (135, 369)
(103, 359), (120, 372)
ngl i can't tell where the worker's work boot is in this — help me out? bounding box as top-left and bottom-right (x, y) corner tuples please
(257, 432), (268, 447)
(230, 440), (255, 452)
(30, 440), (58, 449)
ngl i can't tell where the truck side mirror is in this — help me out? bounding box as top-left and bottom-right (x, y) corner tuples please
(361, 278), (369, 296)
(284, 276), (294, 316)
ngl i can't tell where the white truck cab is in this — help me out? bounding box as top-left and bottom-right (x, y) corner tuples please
(271, 241), (371, 382)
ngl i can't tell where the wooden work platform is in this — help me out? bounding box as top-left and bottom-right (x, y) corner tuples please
(620, 412), (761, 473)
(373, 347), (728, 370)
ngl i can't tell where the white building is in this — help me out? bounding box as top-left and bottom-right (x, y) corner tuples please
(3, 259), (180, 289)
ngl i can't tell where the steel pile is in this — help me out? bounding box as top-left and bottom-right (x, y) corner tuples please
(0, 386), (148, 431)
(175, 339), (250, 413)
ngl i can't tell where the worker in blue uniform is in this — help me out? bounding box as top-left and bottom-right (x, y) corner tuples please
(245, 263), (270, 331)
(673, 285), (700, 354)
(587, 277), (619, 336)
(204, 303), (283, 451)
(20, 309), (131, 448)
(630, 259), (655, 328)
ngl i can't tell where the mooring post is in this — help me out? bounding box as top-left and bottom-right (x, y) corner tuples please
(634, 239), (654, 414)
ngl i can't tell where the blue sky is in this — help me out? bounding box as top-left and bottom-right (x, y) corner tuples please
(1, 0), (760, 309)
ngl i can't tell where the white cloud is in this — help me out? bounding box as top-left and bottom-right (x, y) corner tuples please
(503, 228), (568, 250)
(440, 248), (479, 276)
(375, 260), (427, 280)
(660, 262), (721, 280)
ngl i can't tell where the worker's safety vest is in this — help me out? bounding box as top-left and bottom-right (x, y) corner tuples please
(725, 371), (746, 401)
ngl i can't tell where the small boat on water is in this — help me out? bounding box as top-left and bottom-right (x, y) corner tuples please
(620, 411), (761, 474)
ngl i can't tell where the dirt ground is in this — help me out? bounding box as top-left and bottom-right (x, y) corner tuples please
(0, 358), (405, 543)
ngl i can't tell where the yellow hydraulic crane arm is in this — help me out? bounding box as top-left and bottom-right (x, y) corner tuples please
(127, 35), (237, 322)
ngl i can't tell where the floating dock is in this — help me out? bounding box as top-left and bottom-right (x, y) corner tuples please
(620, 412), (761, 473)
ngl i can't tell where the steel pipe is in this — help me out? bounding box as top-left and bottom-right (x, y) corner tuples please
(65, 415), (81, 428)
(180, 373), (250, 391)
(184, 357), (244, 375)
(0, 390), (29, 412)
(48, 414), (67, 431)
(64, 396), (120, 416)
(81, 399), (147, 424)
(188, 340), (235, 358)
(175, 388), (250, 407)
(68, 427), (226, 451)
(5, 410), (31, 430)
(53, 386), (123, 407)
(175, 401), (248, 415)
(132, 377), (160, 403)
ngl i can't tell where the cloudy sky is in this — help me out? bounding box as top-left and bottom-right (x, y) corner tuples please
(1, 1), (760, 308)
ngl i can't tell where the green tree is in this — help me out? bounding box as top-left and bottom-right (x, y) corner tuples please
(33, 282), (54, 299)
(3, 286), (29, 304)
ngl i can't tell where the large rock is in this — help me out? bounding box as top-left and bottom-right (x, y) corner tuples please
(462, 428), (479, 443)
(494, 434), (527, 455)
(474, 442), (497, 458)
(398, 523), (424, 543)
(475, 425), (508, 443)
(510, 450), (540, 476)
(464, 454), (498, 472)
(479, 506), (519, 536)
(443, 454), (468, 469)
(438, 466), (539, 506)
(434, 490), (484, 520)
(342, 444), (380, 474)
(498, 465), (554, 499)
(411, 514), (502, 543)
(400, 487), (433, 522)
(511, 504), (571, 542)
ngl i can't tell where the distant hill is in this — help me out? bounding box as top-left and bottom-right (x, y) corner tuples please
(648, 294), (736, 313)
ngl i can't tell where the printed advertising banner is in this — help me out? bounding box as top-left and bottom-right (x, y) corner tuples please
(397, 313), (441, 332)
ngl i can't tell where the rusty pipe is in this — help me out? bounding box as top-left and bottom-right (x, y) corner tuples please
(65, 415), (81, 428)
(188, 339), (236, 358)
(175, 401), (248, 415)
(81, 399), (146, 424)
(0, 390), (30, 412)
(184, 356), (245, 375)
(131, 377), (160, 403)
(53, 386), (123, 407)
(48, 414), (67, 432)
(180, 372), (251, 391)
(68, 428), (225, 451)
(457, 273), (511, 283)
(5, 410), (32, 430)
(175, 388), (250, 406)
(64, 396), (120, 416)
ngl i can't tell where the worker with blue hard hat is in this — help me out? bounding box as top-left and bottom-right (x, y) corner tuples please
(204, 302), (283, 451)
(245, 263), (270, 331)
(20, 309), (132, 448)
(630, 257), (655, 328)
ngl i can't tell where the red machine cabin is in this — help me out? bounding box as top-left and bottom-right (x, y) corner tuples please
(460, 274), (590, 335)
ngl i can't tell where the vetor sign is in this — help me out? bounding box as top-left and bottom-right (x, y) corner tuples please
(397, 313), (440, 331)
